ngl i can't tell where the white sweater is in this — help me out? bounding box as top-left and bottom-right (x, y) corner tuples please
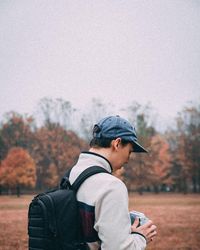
(69, 152), (146, 250)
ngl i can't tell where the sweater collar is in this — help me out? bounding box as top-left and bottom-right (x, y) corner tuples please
(80, 151), (113, 172)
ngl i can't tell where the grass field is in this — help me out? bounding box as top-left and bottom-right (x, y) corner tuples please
(0, 194), (200, 250)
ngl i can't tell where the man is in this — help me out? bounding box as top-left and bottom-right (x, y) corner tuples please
(69, 115), (157, 250)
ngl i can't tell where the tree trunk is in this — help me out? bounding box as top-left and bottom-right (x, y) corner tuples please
(137, 187), (143, 195)
(192, 175), (197, 193)
(197, 169), (200, 193)
(153, 184), (160, 194)
(182, 178), (188, 194)
(16, 185), (20, 197)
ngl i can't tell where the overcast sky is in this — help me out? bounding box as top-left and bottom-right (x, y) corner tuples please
(0, 0), (200, 129)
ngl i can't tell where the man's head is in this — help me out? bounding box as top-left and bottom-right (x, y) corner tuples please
(89, 115), (147, 171)
(90, 115), (147, 152)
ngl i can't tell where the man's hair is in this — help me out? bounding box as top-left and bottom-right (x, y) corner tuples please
(90, 137), (132, 148)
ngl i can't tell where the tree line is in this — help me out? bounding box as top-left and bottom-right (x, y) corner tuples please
(0, 97), (199, 195)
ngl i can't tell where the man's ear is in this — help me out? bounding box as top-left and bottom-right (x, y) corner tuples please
(111, 138), (121, 151)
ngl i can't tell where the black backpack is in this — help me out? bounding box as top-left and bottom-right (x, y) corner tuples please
(28, 166), (109, 250)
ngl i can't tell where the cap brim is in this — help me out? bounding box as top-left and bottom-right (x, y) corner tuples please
(132, 141), (148, 153)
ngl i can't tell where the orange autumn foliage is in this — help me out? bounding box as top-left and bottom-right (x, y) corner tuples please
(148, 134), (172, 186)
(33, 125), (88, 189)
(0, 147), (36, 189)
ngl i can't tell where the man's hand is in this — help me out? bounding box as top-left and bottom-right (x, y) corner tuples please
(131, 217), (157, 243)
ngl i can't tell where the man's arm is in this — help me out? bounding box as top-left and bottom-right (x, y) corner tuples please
(94, 178), (147, 250)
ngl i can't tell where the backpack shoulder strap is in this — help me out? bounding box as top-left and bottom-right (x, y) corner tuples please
(72, 166), (110, 192)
